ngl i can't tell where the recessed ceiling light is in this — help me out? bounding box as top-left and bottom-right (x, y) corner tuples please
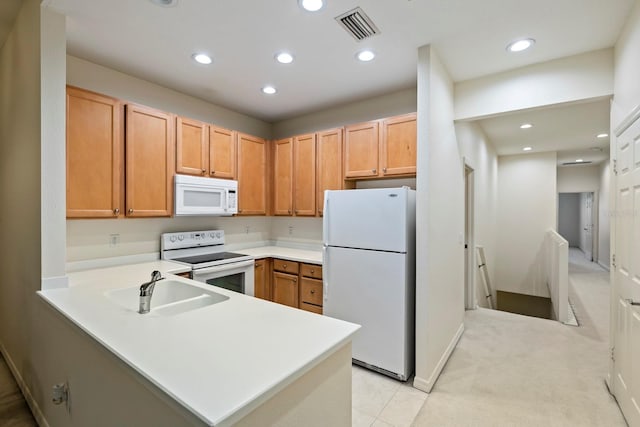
(299, 0), (324, 12)
(523, 147), (533, 152)
(507, 38), (535, 53)
(357, 50), (375, 62)
(520, 123), (533, 129)
(597, 133), (609, 138)
(149, 0), (178, 7)
(192, 53), (212, 65)
(262, 86), (277, 95)
(275, 52), (294, 64)
(575, 159), (584, 163)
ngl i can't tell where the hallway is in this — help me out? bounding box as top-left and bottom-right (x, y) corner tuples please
(410, 248), (625, 426)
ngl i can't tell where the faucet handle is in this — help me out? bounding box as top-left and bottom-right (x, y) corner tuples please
(151, 270), (163, 281)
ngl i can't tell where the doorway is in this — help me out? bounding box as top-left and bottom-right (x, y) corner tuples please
(464, 164), (475, 310)
(557, 191), (597, 262)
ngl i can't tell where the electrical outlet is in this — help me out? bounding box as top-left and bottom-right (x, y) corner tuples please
(288, 226), (294, 235)
(244, 226), (250, 234)
(109, 234), (120, 247)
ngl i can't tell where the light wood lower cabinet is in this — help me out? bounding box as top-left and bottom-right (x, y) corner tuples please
(272, 272), (299, 308)
(254, 258), (271, 300)
(125, 104), (175, 217)
(66, 86), (124, 218)
(263, 258), (323, 314)
(237, 133), (267, 215)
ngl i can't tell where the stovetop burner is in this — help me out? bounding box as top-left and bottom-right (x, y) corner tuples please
(173, 252), (248, 265)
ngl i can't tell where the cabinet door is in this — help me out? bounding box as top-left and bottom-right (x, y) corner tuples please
(293, 133), (317, 216)
(316, 128), (343, 216)
(344, 121), (379, 178)
(237, 133), (267, 215)
(176, 116), (208, 177)
(272, 271), (299, 308)
(273, 138), (293, 216)
(125, 104), (175, 217)
(381, 113), (417, 176)
(209, 126), (236, 179)
(254, 258), (271, 300)
(66, 86), (124, 218)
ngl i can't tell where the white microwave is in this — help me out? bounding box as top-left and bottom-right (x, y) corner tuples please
(174, 174), (238, 216)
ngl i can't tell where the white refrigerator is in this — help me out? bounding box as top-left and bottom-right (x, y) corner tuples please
(323, 187), (416, 381)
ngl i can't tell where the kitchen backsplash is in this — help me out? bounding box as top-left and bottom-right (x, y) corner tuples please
(66, 216), (322, 262)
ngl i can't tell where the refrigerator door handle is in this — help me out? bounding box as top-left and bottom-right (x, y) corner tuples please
(322, 245), (328, 303)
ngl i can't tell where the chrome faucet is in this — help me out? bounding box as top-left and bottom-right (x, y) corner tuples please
(138, 270), (164, 314)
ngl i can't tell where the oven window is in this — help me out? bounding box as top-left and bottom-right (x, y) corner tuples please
(184, 189), (222, 208)
(206, 272), (244, 294)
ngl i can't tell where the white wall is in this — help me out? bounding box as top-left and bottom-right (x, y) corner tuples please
(612, 0), (640, 127)
(414, 45), (465, 393)
(455, 49), (614, 121)
(455, 122), (499, 309)
(558, 193), (580, 247)
(598, 161), (611, 268)
(496, 152), (557, 298)
(67, 55), (272, 139)
(557, 165), (601, 193)
(271, 88), (416, 139)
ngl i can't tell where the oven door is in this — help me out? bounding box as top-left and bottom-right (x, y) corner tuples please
(191, 260), (255, 296)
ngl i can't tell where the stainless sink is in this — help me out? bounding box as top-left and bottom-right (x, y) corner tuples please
(106, 280), (229, 316)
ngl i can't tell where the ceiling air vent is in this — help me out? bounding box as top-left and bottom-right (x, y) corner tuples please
(562, 161), (593, 166)
(335, 7), (380, 41)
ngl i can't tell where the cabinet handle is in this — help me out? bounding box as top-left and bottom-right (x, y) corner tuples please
(288, 209), (291, 214)
(113, 208), (120, 215)
(238, 209), (243, 213)
(201, 169), (206, 175)
(210, 170), (216, 175)
(383, 167), (387, 173)
(295, 209), (298, 214)
(128, 208), (133, 214)
(310, 289), (315, 294)
(372, 168), (377, 174)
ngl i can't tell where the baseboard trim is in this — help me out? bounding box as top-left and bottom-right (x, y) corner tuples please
(412, 322), (465, 393)
(0, 342), (50, 427)
(598, 260), (611, 272)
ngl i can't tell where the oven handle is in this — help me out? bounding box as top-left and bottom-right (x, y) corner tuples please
(193, 259), (255, 275)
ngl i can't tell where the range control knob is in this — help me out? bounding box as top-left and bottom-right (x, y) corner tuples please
(210, 232), (215, 238)
(169, 236), (177, 243)
(177, 235), (184, 241)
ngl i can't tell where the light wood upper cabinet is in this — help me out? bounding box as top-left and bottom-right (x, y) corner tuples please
(66, 86), (124, 218)
(237, 133), (267, 215)
(125, 104), (175, 217)
(316, 128), (343, 216)
(176, 117), (208, 177)
(381, 113), (417, 176)
(209, 126), (236, 179)
(344, 121), (379, 178)
(293, 133), (317, 216)
(273, 138), (293, 216)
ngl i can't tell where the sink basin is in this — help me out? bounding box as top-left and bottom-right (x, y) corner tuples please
(106, 280), (229, 316)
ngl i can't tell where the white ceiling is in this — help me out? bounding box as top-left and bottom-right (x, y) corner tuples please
(46, 0), (634, 122)
(476, 99), (611, 165)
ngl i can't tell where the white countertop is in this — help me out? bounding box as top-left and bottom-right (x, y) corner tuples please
(236, 246), (322, 264)
(40, 260), (357, 426)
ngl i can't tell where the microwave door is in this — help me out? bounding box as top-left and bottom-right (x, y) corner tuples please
(176, 184), (227, 216)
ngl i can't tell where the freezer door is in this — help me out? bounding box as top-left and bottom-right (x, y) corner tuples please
(324, 246), (410, 377)
(323, 188), (408, 253)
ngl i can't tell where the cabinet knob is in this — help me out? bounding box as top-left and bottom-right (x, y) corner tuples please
(311, 289), (315, 294)
(310, 269), (315, 273)
(238, 209), (243, 213)
(293, 278), (297, 282)
(372, 168), (377, 174)
(113, 208), (120, 215)
(283, 264), (287, 269)
(210, 170), (215, 175)
(128, 208), (133, 214)
(383, 167), (387, 173)
(201, 169), (206, 175)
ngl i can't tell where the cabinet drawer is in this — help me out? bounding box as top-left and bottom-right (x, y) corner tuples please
(300, 278), (323, 306)
(300, 302), (322, 315)
(273, 259), (299, 274)
(300, 263), (322, 279)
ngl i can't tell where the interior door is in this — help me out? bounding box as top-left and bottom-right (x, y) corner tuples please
(612, 114), (640, 427)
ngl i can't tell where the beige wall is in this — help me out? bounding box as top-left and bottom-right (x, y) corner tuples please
(455, 122), (499, 308)
(67, 55), (272, 139)
(612, 0), (640, 126)
(496, 152), (558, 298)
(414, 45), (465, 393)
(557, 164), (601, 193)
(455, 49), (614, 121)
(271, 88), (416, 139)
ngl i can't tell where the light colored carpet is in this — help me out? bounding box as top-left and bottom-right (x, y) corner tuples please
(411, 248), (625, 427)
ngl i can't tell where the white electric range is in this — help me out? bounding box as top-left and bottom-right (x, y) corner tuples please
(161, 230), (255, 296)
